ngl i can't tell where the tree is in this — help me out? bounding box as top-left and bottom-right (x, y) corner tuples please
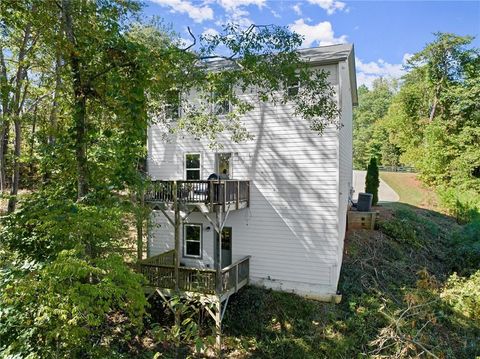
(384, 33), (479, 215)
(353, 78), (397, 169)
(365, 157), (380, 205)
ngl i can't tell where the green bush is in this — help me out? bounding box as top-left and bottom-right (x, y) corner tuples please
(1, 191), (126, 261)
(439, 187), (480, 224)
(450, 219), (480, 275)
(365, 157), (380, 205)
(0, 250), (147, 358)
(378, 218), (420, 247)
(441, 270), (480, 323)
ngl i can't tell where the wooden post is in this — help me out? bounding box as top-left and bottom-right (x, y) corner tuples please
(173, 181), (180, 291)
(222, 181), (227, 213)
(209, 180), (215, 212)
(215, 298), (222, 355)
(236, 181), (239, 210)
(216, 207), (223, 294)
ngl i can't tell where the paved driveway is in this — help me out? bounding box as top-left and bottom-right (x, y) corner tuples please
(353, 170), (399, 203)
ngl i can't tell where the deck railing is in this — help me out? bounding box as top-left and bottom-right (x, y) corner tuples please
(146, 180), (250, 209)
(138, 252), (251, 296)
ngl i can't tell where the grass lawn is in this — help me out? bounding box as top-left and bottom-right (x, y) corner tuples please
(380, 171), (439, 210)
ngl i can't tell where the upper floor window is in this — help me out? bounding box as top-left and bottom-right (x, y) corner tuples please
(165, 90), (180, 120)
(212, 90), (231, 115)
(185, 153), (201, 180)
(287, 76), (300, 96)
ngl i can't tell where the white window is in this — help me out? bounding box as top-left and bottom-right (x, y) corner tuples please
(183, 224), (202, 258)
(185, 153), (201, 180)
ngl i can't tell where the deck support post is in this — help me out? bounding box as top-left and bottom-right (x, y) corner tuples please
(173, 181), (180, 292)
(214, 297), (222, 356)
(215, 206), (223, 294)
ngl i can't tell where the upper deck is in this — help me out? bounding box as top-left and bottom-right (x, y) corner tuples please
(146, 179), (250, 212)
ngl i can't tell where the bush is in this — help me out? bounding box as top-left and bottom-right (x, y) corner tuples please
(449, 219), (480, 275)
(441, 270), (480, 323)
(0, 250), (148, 358)
(439, 187), (480, 224)
(1, 191), (126, 261)
(365, 157), (380, 205)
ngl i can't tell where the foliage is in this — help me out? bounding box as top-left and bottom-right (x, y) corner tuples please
(381, 33), (480, 215)
(1, 190), (126, 261)
(150, 294), (216, 356)
(365, 157), (380, 205)
(353, 79), (397, 169)
(441, 270), (480, 321)
(0, 249), (147, 358)
(449, 219), (480, 275)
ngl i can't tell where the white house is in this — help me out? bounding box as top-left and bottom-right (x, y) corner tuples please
(143, 43), (357, 302)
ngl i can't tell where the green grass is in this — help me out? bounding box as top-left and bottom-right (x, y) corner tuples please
(379, 171), (438, 209)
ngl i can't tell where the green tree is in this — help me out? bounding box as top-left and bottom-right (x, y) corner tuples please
(383, 33), (479, 215)
(353, 78), (397, 169)
(365, 157), (380, 205)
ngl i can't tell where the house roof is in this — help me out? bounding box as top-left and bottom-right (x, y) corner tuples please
(202, 43), (358, 106)
(298, 44), (358, 106)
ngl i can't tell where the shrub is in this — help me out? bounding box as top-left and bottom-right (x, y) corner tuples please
(365, 157), (380, 205)
(441, 270), (480, 323)
(1, 191), (126, 261)
(0, 250), (148, 358)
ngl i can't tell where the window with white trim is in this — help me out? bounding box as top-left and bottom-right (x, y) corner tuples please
(185, 153), (201, 180)
(183, 223), (202, 258)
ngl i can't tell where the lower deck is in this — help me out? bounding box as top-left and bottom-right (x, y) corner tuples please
(138, 249), (250, 301)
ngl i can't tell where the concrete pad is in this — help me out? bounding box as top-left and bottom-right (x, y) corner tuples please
(353, 170), (399, 203)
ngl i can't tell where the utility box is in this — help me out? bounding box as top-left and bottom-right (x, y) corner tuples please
(357, 193), (373, 212)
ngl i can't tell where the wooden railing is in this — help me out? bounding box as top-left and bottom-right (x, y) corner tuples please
(140, 249), (175, 266)
(145, 180), (250, 209)
(220, 256), (251, 294)
(138, 252), (251, 296)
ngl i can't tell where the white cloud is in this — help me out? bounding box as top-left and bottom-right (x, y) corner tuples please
(355, 55), (411, 88)
(216, 0), (266, 11)
(213, 0), (266, 29)
(306, 0), (346, 15)
(271, 9), (281, 18)
(292, 3), (302, 15)
(289, 19), (347, 47)
(150, 0), (213, 23)
(202, 27), (220, 38)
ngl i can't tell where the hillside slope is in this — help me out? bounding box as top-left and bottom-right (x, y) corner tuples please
(222, 204), (480, 358)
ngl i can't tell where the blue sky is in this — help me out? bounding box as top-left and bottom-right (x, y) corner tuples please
(142, 0), (480, 87)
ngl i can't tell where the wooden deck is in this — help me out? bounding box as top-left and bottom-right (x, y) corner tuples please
(145, 180), (250, 212)
(138, 250), (250, 300)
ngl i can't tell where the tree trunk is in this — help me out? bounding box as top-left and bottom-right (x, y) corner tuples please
(7, 24), (31, 212)
(7, 119), (21, 212)
(62, 0), (88, 199)
(49, 50), (61, 146)
(0, 48), (10, 192)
